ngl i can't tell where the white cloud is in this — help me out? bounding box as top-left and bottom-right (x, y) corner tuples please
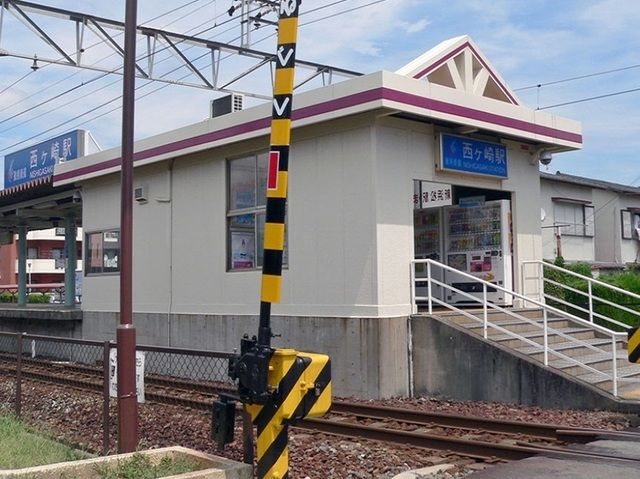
(401, 18), (430, 34)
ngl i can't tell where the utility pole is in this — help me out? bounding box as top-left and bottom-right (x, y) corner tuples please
(554, 224), (562, 259)
(117, 0), (139, 453)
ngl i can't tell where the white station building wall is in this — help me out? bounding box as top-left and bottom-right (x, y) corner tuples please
(80, 117), (384, 318)
(81, 112), (547, 317)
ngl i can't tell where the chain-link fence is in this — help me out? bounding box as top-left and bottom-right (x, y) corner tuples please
(0, 332), (244, 458)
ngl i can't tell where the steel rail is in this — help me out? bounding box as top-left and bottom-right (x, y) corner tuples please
(299, 417), (640, 464)
(4, 357), (640, 463)
(331, 401), (562, 440)
(4, 356), (637, 440)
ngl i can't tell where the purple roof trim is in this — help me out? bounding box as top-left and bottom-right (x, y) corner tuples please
(54, 117), (272, 182)
(382, 88), (581, 143)
(293, 88), (382, 120)
(53, 89), (385, 183)
(412, 41), (519, 105)
(54, 86), (580, 183)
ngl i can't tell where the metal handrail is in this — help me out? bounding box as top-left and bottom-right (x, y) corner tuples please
(428, 294), (609, 380)
(411, 258), (627, 396)
(521, 260), (638, 331)
(423, 276), (618, 362)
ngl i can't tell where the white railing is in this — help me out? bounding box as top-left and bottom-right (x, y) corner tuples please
(521, 260), (638, 332)
(411, 259), (629, 397)
(15, 259), (83, 274)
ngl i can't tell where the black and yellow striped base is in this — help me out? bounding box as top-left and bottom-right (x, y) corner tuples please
(246, 349), (332, 478)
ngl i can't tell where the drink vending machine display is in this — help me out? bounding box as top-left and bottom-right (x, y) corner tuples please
(413, 208), (443, 301)
(443, 199), (513, 305)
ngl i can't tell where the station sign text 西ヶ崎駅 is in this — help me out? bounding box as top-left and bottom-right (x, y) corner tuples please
(440, 133), (508, 178)
(3, 130), (85, 189)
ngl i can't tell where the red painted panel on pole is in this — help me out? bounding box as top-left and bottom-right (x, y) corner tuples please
(268, 151), (280, 190)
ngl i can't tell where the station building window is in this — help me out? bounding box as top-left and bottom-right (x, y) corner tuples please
(227, 153), (287, 271)
(553, 200), (594, 237)
(85, 229), (120, 275)
(621, 210), (640, 239)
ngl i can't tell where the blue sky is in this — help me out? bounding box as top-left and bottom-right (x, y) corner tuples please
(0, 0), (638, 186)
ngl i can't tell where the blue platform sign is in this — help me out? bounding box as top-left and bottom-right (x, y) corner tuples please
(4, 129), (85, 189)
(440, 133), (508, 178)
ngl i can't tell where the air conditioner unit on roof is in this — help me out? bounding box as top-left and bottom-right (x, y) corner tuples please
(210, 93), (244, 118)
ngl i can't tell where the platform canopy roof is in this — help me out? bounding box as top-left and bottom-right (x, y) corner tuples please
(0, 178), (81, 233)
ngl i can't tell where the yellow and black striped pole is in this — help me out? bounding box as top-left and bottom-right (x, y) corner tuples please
(218, 4), (331, 475)
(253, 2), (303, 478)
(629, 327), (640, 364)
(258, 0), (300, 347)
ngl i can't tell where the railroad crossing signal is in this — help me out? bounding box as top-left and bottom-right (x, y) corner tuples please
(629, 327), (640, 363)
(212, 2), (332, 478)
(214, 336), (332, 478)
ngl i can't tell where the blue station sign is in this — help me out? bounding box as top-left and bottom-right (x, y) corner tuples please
(4, 130), (85, 189)
(440, 133), (508, 178)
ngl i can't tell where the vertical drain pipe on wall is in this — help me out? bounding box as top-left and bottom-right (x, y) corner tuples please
(168, 160), (174, 347)
(158, 160), (174, 347)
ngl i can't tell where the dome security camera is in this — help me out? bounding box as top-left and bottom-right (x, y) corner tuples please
(539, 150), (553, 166)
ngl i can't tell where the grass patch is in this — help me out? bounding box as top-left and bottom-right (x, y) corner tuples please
(95, 453), (203, 479)
(0, 415), (86, 469)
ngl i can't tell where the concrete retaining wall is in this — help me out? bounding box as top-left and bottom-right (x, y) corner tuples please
(411, 315), (640, 413)
(82, 311), (410, 399)
(0, 308), (82, 338)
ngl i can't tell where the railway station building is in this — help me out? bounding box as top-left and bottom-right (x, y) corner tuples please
(46, 36), (584, 399)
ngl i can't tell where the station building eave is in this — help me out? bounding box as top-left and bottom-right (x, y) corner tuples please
(53, 70), (582, 187)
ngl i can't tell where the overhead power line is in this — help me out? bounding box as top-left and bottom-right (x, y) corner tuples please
(0, 0), (384, 154)
(0, 1), (251, 138)
(516, 63), (640, 92)
(0, 0), (209, 99)
(0, 0), (220, 119)
(0, 70), (35, 96)
(538, 86), (640, 110)
(301, 0), (389, 26)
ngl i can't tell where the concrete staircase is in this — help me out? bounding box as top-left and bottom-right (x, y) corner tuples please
(436, 308), (640, 401)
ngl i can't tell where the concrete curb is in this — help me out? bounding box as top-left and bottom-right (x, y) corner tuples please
(392, 463), (455, 478)
(0, 446), (252, 479)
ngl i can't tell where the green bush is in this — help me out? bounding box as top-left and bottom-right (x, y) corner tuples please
(544, 258), (593, 317)
(592, 271), (640, 328)
(27, 293), (51, 304)
(544, 259), (640, 329)
(0, 293), (51, 303)
(0, 293), (15, 303)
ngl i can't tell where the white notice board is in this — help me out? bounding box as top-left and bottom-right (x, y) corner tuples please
(109, 349), (145, 403)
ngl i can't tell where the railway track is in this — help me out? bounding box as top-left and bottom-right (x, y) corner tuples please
(2, 357), (640, 464)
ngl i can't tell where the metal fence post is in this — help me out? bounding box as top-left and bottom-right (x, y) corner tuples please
(588, 281), (594, 323)
(103, 341), (112, 455)
(482, 284), (488, 339)
(612, 335), (618, 397)
(543, 308), (549, 366)
(427, 262), (433, 315)
(410, 261), (416, 315)
(15, 333), (23, 417)
(539, 262), (545, 304)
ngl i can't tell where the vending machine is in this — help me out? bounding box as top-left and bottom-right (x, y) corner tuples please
(443, 199), (512, 305)
(413, 207), (443, 302)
